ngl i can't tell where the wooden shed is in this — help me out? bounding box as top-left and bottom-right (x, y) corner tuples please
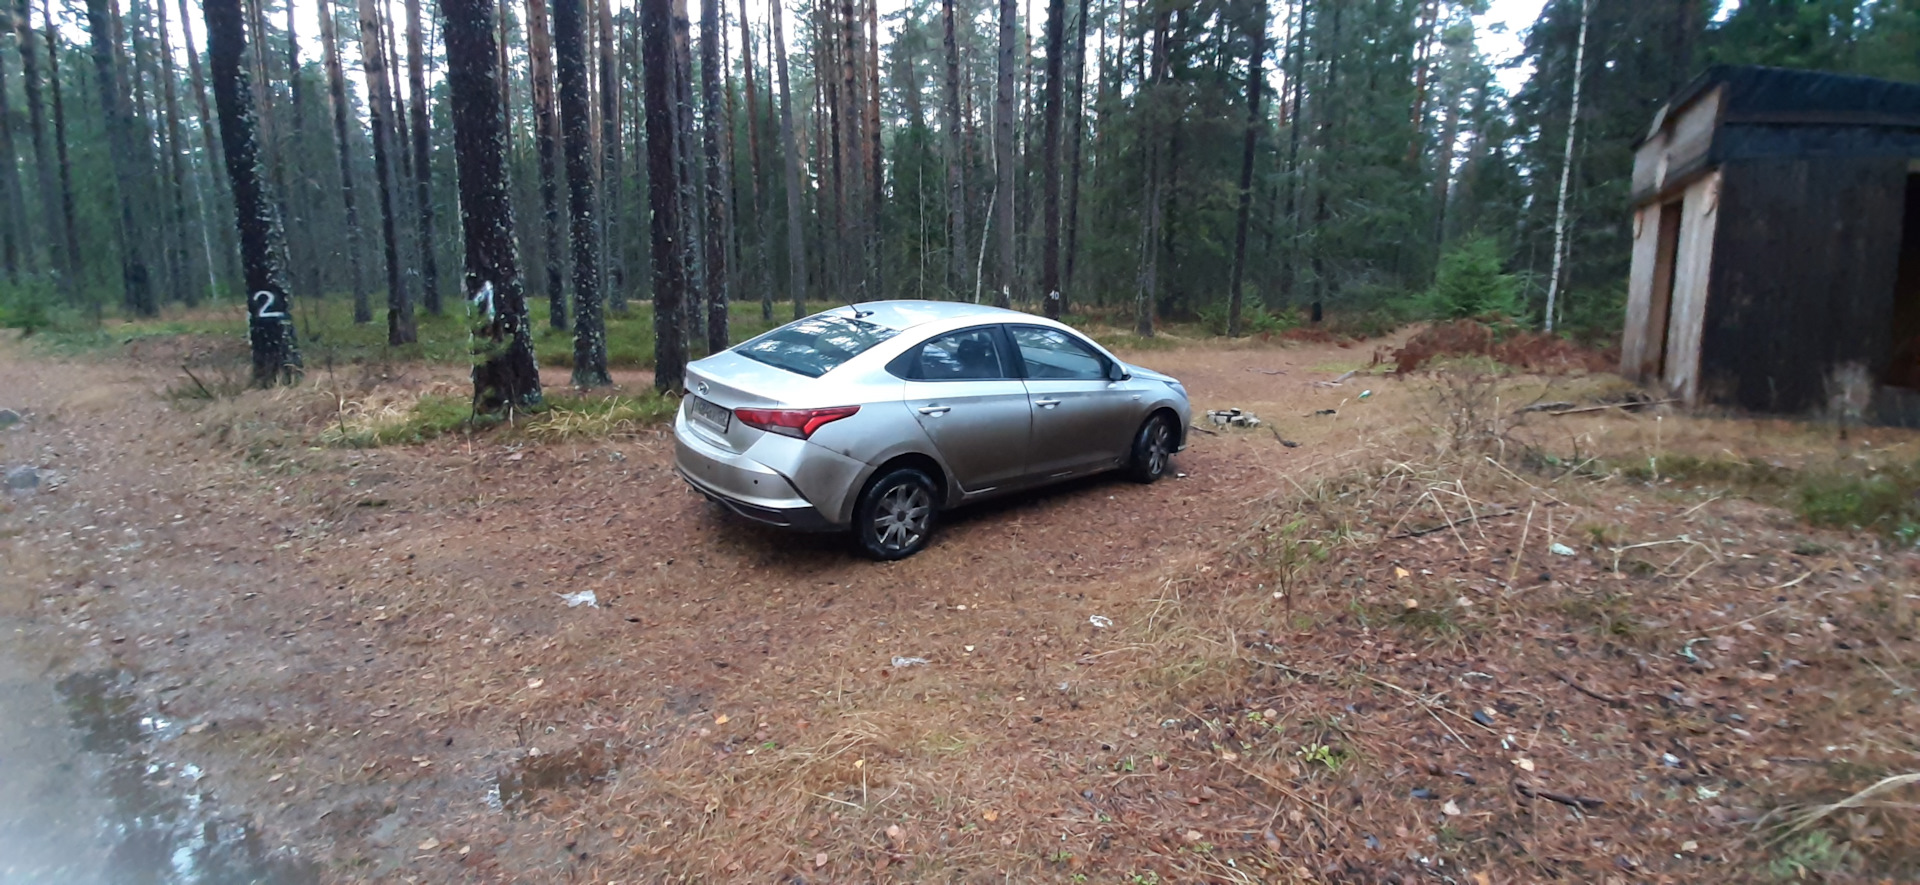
(1621, 65), (1920, 419)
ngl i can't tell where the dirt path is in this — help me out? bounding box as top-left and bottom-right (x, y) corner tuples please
(0, 333), (1414, 882)
(8, 333), (1920, 883)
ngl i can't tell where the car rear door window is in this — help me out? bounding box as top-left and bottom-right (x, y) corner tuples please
(908, 327), (1010, 380)
(1009, 326), (1107, 380)
(735, 315), (900, 377)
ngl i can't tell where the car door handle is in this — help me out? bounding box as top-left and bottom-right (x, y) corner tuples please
(917, 405), (952, 416)
(1034, 398), (1061, 409)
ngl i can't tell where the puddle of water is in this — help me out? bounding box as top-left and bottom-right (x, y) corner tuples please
(493, 744), (620, 812)
(25, 669), (323, 885)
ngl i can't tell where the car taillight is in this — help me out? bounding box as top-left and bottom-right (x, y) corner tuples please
(733, 405), (861, 439)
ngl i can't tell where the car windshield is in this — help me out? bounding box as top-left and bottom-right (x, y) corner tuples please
(734, 315), (901, 378)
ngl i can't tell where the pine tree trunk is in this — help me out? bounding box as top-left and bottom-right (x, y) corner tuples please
(698, 0), (730, 350)
(360, 0), (417, 343)
(385, 8), (412, 184)
(1158, 9), (1183, 318)
(838, 0), (864, 298)
(177, 0), (240, 293)
(170, 0), (221, 302)
(438, 0), (542, 410)
(1061, 0), (1089, 298)
(555, 0), (609, 385)
(497, 0), (512, 141)
(597, 0), (625, 313)
(284, 0), (322, 307)
(318, 0), (371, 321)
(771, 0), (805, 321)
(865, 0), (882, 298)
(154, 0), (204, 304)
(132, 0), (189, 306)
(738, 0), (767, 320)
(1038, 0), (1065, 318)
(992, 0), (1016, 309)
(1406, 0), (1436, 164)
(1543, 0), (1591, 333)
(626, 10), (649, 303)
(816, 0), (842, 306)
(15, 0), (57, 281)
(405, 0), (442, 314)
(642, 0), (687, 392)
(42, 0), (82, 295)
(0, 10), (21, 280)
(941, 0), (967, 299)
(1017, 0), (1035, 304)
(1278, 0), (1306, 304)
(205, 0), (301, 384)
(722, 7), (739, 293)
(1432, 69), (1460, 247)
(672, 0), (701, 343)
(244, 0), (297, 307)
(129, 3), (167, 298)
(1225, 0), (1266, 337)
(1134, 8), (1167, 337)
(813, 32), (835, 303)
(383, 2), (423, 310)
(85, 0), (158, 316)
(525, 0), (567, 329)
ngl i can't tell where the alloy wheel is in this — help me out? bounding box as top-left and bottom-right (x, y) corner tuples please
(1145, 420), (1171, 476)
(872, 483), (932, 551)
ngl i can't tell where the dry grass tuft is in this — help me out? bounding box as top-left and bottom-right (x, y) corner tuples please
(1392, 318), (1617, 375)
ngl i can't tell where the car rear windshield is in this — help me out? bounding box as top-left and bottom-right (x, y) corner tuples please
(734, 315), (900, 378)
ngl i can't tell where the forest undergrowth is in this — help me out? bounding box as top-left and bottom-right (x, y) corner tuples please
(1081, 373), (1920, 881)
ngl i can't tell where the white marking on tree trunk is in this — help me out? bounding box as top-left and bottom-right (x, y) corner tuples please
(468, 279), (496, 321)
(250, 290), (288, 319)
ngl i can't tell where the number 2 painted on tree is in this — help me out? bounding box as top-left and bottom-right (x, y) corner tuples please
(251, 290), (289, 320)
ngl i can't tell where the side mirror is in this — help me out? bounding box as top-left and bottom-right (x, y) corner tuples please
(1107, 361), (1130, 382)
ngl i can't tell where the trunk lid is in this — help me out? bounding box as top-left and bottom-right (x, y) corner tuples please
(682, 352), (823, 453)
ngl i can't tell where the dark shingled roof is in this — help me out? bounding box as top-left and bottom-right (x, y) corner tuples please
(1660, 65), (1920, 131)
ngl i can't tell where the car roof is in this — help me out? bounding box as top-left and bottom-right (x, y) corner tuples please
(822, 300), (1036, 332)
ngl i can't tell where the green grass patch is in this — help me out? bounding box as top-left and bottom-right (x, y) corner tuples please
(1767, 830), (1855, 881)
(32, 294), (786, 369)
(1613, 451), (1920, 544)
(523, 392), (679, 441)
(1615, 453), (1795, 488)
(321, 393), (489, 447)
(320, 389), (678, 448)
(1794, 461), (1920, 543)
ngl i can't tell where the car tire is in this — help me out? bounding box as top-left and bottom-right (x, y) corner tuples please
(854, 467), (939, 560)
(1126, 414), (1175, 484)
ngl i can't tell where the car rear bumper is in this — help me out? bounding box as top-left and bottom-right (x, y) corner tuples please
(673, 415), (840, 531)
(677, 468), (837, 530)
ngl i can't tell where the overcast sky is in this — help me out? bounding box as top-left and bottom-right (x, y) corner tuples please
(1476, 0), (1549, 95)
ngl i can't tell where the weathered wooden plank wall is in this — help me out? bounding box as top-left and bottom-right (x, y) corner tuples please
(1700, 155), (1906, 412)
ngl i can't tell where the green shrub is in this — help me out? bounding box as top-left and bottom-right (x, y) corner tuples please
(1199, 302), (1300, 337)
(1423, 236), (1520, 320)
(1322, 307), (1406, 340)
(1558, 285), (1626, 345)
(0, 282), (60, 335)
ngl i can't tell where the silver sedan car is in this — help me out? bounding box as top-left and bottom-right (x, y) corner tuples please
(673, 301), (1192, 559)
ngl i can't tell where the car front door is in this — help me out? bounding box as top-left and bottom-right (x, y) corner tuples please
(899, 326), (1033, 495)
(1008, 324), (1141, 478)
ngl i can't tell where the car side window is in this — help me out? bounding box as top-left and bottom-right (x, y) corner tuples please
(910, 328), (1010, 381)
(1009, 326), (1107, 381)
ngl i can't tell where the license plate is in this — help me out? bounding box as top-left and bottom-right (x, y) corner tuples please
(687, 395), (732, 433)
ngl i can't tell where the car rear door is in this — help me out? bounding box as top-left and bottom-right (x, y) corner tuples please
(1008, 324), (1140, 478)
(899, 326), (1033, 494)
